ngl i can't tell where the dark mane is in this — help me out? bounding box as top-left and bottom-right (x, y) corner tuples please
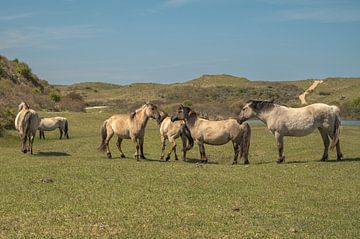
(247, 100), (275, 111)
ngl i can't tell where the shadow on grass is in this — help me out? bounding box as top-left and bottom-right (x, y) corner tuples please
(327, 157), (360, 163)
(184, 158), (219, 165)
(37, 151), (71, 157)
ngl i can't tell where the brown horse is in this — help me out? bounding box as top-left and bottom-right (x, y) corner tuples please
(237, 100), (343, 163)
(171, 105), (251, 164)
(98, 103), (160, 160)
(14, 102), (40, 154)
(157, 110), (193, 161)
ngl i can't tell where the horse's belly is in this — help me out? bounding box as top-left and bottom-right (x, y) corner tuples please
(203, 134), (230, 145)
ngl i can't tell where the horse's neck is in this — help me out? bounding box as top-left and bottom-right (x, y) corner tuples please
(134, 109), (149, 129)
(185, 113), (198, 130)
(257, 107), (281, 125)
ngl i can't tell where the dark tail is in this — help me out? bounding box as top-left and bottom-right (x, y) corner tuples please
(20, 111), (32, 148)
(64, 120), (69, 139)
(97, 120), (108, 152)
(330, 109), (341, 150)
(183, 124), (194, 151)
(240, 122), (251, 162)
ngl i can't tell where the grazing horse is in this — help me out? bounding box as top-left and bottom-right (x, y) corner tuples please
(157, 110), (194, 161)
(14, 102), (40, 154)
(237, 100), (343, 163)
(98, 102), (160, 160)
(38, 117), (69, 139)
(171, 105), (251, 164)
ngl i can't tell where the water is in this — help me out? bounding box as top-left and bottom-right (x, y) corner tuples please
(247, 119), (360, 126)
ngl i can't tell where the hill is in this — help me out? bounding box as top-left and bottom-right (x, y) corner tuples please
(57, 75), (360, 119)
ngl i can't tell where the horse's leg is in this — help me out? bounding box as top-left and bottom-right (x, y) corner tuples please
(139, 137), (146, 159)
(59, 128), (63, 140)
(199, 143), (208, 163)
(105, 129), (114, 159)
(166, 137), (177, 161)
(318, 128), (329, 161)
(30, 133), (35, 155)
(116, 137), (126, 158)
(132, 137), (140, 161)
(336, 141), (343, 160)
(275, 132), (285, 163)
(232, 141), (240, 165)
(39, 130), (42, 139)
(160, 136), (166, 160)
(181, 134), (187, 161)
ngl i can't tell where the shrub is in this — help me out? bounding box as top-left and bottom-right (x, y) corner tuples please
(49, 91), (61, 102)
(58, 92), (86, 112)
(351, 97), (360, 108)
(318, 91), (331, 96)
(0, 106), (16, 137)
(183, 99), (193, 107)
(16, 62), (32, 79)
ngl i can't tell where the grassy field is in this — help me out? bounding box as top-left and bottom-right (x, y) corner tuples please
(1, 110), (360, 238)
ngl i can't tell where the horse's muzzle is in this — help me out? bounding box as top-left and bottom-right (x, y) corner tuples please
(171, 116), (178, 122)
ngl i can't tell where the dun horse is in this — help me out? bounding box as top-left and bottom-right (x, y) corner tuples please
(14, 102), (40, 154)
(38, 117), (69, 139)
(157, 110), (193, 161)
(171, 105), (251, 164)
(237, 100), (343, 163)
(98, 103), (160, 160)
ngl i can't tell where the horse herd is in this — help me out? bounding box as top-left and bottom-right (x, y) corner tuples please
(14, 100), (343, 164)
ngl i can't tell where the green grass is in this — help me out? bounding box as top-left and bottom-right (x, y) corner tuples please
(1, 111), (360, 238)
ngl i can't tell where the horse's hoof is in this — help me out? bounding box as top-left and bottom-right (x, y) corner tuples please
(120, 154), (126, 158)
(320, 156), (328, 162)
(232, 161), (237, 165)
(165, 156), (171, 161)
(22, 149), (27, 154)
(107, 153), (112, 159)
(140, 155), (146, 159)
(174, 157), (179, 161)
(337, 153), (343, 161)
(244, 160), (250, 165)
(277, 157), (285, 164)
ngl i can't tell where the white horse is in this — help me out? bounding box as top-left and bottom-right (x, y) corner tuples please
(171, 105), (251, 164)
(98, 102), (160, 160)
(15, 102), (40, 154)
(238, 100), (343, 163)
(157, 110), (193, 161)
(38, 117), (69, 139)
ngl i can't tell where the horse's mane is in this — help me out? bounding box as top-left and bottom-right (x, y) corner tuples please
(130, 103), (157, 119)
(157, 110), (169, 124)
(247, 100), (276, 111)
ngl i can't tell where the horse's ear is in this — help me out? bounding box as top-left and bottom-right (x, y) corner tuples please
(130, 111), (136, 119)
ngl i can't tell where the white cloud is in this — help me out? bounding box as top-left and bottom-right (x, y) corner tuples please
(0, 12), (33, 21)
(0, 25), (101, 50)
(281, 7), (360, 23)
(163, 0), (194, 8)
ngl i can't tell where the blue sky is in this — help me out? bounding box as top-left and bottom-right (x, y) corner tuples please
(0, 0), (359, 84)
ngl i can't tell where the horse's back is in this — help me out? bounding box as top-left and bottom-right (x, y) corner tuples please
(161, 117), (184, 138)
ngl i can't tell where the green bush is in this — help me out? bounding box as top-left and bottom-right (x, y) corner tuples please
(49, 91), (61, 102)
(351, 97), (360, 108)
(183, 99), (193, 107)
(16, 62), (32, 79)
(0, 106), (16, 137)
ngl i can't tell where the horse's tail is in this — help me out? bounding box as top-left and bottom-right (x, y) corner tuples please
(240, 122), (251, 161)
(64, 119), (69, 139)
(330, 106), (341, 150)
(183, 124), (194, 151)
(97, 120), (108, 152)
(22, 111), (32, 139)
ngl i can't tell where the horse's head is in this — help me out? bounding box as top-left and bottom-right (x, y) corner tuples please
(171, 105), (193, 122)
(237, 100), (275, 123)
(157, 110), (168, 124)
(144, 102), (160, 120)
(18, 102), (29, 111)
